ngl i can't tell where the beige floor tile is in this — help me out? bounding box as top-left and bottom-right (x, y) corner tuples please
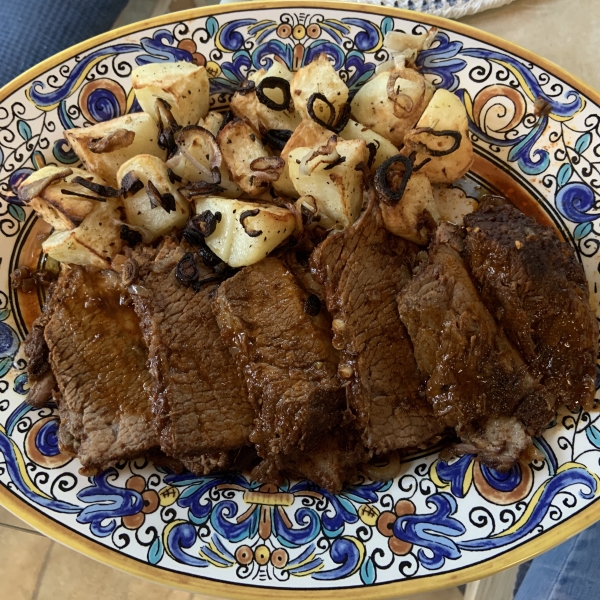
(0, 505), (39, 533)
(36, 542), (196, 600)
(400, 587), (464, 600)
(0, 526), (52, 600)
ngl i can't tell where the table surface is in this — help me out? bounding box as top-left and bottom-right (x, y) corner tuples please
(0, 0), (597, 599)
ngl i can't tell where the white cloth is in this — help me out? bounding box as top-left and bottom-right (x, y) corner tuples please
(360, 0), (516, 19)
(219, 0), (517, 19)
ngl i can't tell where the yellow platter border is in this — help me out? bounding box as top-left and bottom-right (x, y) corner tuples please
(1, 2), (599, 597)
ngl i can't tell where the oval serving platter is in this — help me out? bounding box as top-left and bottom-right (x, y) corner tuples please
(0, 2), (599, 597)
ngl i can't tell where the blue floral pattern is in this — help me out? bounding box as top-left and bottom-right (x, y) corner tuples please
(0, 5), (599, 592)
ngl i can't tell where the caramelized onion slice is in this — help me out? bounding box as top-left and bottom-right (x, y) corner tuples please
(386, 69), (426, 119)
(250, 156), (285, 182)
(146, 180), (176, 213)
(256, 76), (292, 112)
(236, 79), (256, 96)
(301, 135), (340, 176)
(71, 176), (121, 198)
(18, 168), (73, 203)
(265, 129), (293, 151)
(361, 451), (401, 481)
(403, 127), (462, 157)
(121, 171), (144, 197)
(193, 210), (222, 237)
(239, 208), (263, 238)
(374, 154), (413, 206)
(155, 98), (180, 158)
(176, 125), (222, 171)
(178, 181), (225, 200)
(88, 128), (135, 154)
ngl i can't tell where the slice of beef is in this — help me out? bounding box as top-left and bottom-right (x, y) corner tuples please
(130, 239), (255, 474)
(44, 266), (159, 473)
(24, 285), (57, 408)
(464, 199), (598, 411)
(311, 195), (445, 454)
(213, 257), (360, 492)
(398, 223), (553, 469)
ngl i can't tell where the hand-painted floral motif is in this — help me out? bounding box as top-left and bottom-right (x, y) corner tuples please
(0, 5), (599, 593)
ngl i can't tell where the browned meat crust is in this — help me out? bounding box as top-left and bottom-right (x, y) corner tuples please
(213, 257), (362, 492)
(398, 223), (553, 469)
(311, 195), (445, 454)
(464, 200), (598, 411)
(44, 266), (159, 473)
(130, 239), (255, 475)
(24, 285), (57, 408)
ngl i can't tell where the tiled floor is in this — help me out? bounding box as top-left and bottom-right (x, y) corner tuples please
(0, 506), (465, 600)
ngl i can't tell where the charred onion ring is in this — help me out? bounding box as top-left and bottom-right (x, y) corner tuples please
(374, 155), (413, 206)
(306, 94), (351, 134)
(256, 77), (292, 112)
(404, 127), (462, 157)
(239, 208), (263, 238)
(236, 79), (256, 96)
(264, 129), (293, 151)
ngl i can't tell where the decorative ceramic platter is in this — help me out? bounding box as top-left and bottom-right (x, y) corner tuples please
(0, 2), (599, 597)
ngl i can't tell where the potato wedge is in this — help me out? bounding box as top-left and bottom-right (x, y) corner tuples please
(403, 89), (474, 184)
(42, 198), (123, 268)
(379, 173), (439, 245)
(65, 113), (163, 186)
(288, 137), (368, 228)
(217, 118), (281, 197)
(229, 69), (264, 132)
(432, 184), (478, 225)
(194, 197), (295, 267)
(351, 67), (434, 147)
(117, 154), (189, 241)
(166, 125), (243, 198)
(21, 166), (106, 230)
(273, 119), (332, 198)
(340, 120), (399, 170)
(291, 54), (349, 123)
(231, 63), (301, 134)
(199, 111), (225, 136)
(131, 61), (209, 126)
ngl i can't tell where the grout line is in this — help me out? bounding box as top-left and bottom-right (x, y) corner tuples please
(31, 542), (54, 600)
(0, 521), (45, 537)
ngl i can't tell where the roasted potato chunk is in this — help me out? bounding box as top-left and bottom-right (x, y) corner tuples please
(42, 198), (123, 268)
(351, 67), (434, 147)
(273, 119), (332, 198)
(217, 118), (282, 197)
(380, 173), (439, 245)
(20, 166), (106, 230)
(131, 61), (209, 126)
(65, 113), (163, 187)
(117, 154), (189, 241)
(199, 111), (225, 136)
(403, 89), (474, 184)
(288, 137), (368, 228)
(231, 62), (300, 133)
(194, 197), (295, 267)
(291, 54), (349, 123)
(229, 69), (264, 132)
(432, 184), (478, 225)
(340, 119), (399, 169)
